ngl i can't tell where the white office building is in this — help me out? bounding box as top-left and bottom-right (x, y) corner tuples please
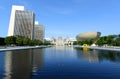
(8, 5), (35, 40)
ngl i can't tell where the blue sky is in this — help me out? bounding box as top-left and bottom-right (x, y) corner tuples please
(0, 0), (120, 38)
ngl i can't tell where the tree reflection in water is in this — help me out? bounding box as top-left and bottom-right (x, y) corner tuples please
(75, 47), (120, 63)
(99, 50), (120, 62)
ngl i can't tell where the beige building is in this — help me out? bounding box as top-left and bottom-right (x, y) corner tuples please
(76, 32), (101, 41)
(34, 21), (44, 41)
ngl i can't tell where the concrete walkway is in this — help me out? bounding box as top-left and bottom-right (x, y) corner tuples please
(0, 46), (51, 52)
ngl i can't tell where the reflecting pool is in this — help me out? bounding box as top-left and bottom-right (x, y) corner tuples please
(0, 46), (120, 79)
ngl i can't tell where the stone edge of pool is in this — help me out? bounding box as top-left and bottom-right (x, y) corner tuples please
(1, 45), (120, 52)
(74, 46), (120, 52)
(0, 45), (52, 52)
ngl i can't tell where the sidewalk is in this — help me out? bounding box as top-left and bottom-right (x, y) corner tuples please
(0, 46), (50, 52)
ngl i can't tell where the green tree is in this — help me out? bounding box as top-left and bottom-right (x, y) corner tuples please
(16, 38), (23, 46)
(77, 41), (83, 45)
(115, 37), (120, 46)
(32, 40), (39, 45)
(0, 37), (5, 45)
(23, 38), (30, 45)
(5, 36), (16, 45)
(83, 40), (93, 45)
(106, 35), (115, 46)
(44, 42), (51, 45)
(29, 40), (35, 46)
(96, 38), (103, 46)
(96, 36), (107, 46)
(95, 35), (118, 46)
(38, 40), (43, 45)
(73, 41), (78, 45)
(118, 34), (120, 37)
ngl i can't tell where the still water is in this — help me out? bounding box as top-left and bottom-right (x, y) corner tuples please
(0, 46), (120, 79)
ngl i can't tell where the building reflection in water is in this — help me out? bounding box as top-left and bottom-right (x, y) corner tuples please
(75, 47), (120, 63)
(4, 50), (33, 79)
(44, 46), (76, 60)
(4, 48), (44, 79)
(32, 48), (44, 72)
(75, 47), (99, 62)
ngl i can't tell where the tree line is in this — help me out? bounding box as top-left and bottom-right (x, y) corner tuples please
(0, 37), (5, 45)
(73, 34), (120, 46)
(0, 36), (51, 46)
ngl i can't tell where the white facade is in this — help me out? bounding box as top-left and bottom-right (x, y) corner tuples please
(8, 5), (35, 40)
(8, 5), (25, 36)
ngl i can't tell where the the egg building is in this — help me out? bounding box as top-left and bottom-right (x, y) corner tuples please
(76, 32), (101, 41)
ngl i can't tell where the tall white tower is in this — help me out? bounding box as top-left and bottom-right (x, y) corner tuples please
(8, 5), (35, 40)
(8, 5), (25, 36)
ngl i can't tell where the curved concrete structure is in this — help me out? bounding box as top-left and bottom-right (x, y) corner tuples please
(76, 32), (101, 40)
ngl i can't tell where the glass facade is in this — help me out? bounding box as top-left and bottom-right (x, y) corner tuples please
(14, 10), (35, 40)
(34, 25), (44, 41)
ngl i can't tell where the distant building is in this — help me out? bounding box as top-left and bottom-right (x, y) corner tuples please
(50, 36), (56, 44)
(8, 5), (35, 40)
(64, 36), (70, 45)
(44, 37), (76, 46)
(64, 36), (76, 45)
(56, 37), (64, 46)
(34, 21), (44, 41)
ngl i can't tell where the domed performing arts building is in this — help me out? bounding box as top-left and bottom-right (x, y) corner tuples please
(76, 32), (101, 41)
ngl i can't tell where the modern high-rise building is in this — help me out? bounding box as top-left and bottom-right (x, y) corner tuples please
(8, 5), (35, 40)
(34, 21), (44, 41)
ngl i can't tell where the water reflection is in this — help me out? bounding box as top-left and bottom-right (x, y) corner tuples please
(3, 48), (44, 79)
(0, 47), (120, 79)
(32, 49), (44, 72)
(75, 47), (99, 62)
(44, 46), (76, 60)
(32, 47), (120, 79)
(0, 52), (5, 79)
(99, 50), (120, 62)
(75, 47), (120, 63)
(4, 50), (33, 79)
(83, 47), (89, 53)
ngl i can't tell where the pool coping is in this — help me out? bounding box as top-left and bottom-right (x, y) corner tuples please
(74, 45), (120, 52)
(0, 46), (51, 51)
